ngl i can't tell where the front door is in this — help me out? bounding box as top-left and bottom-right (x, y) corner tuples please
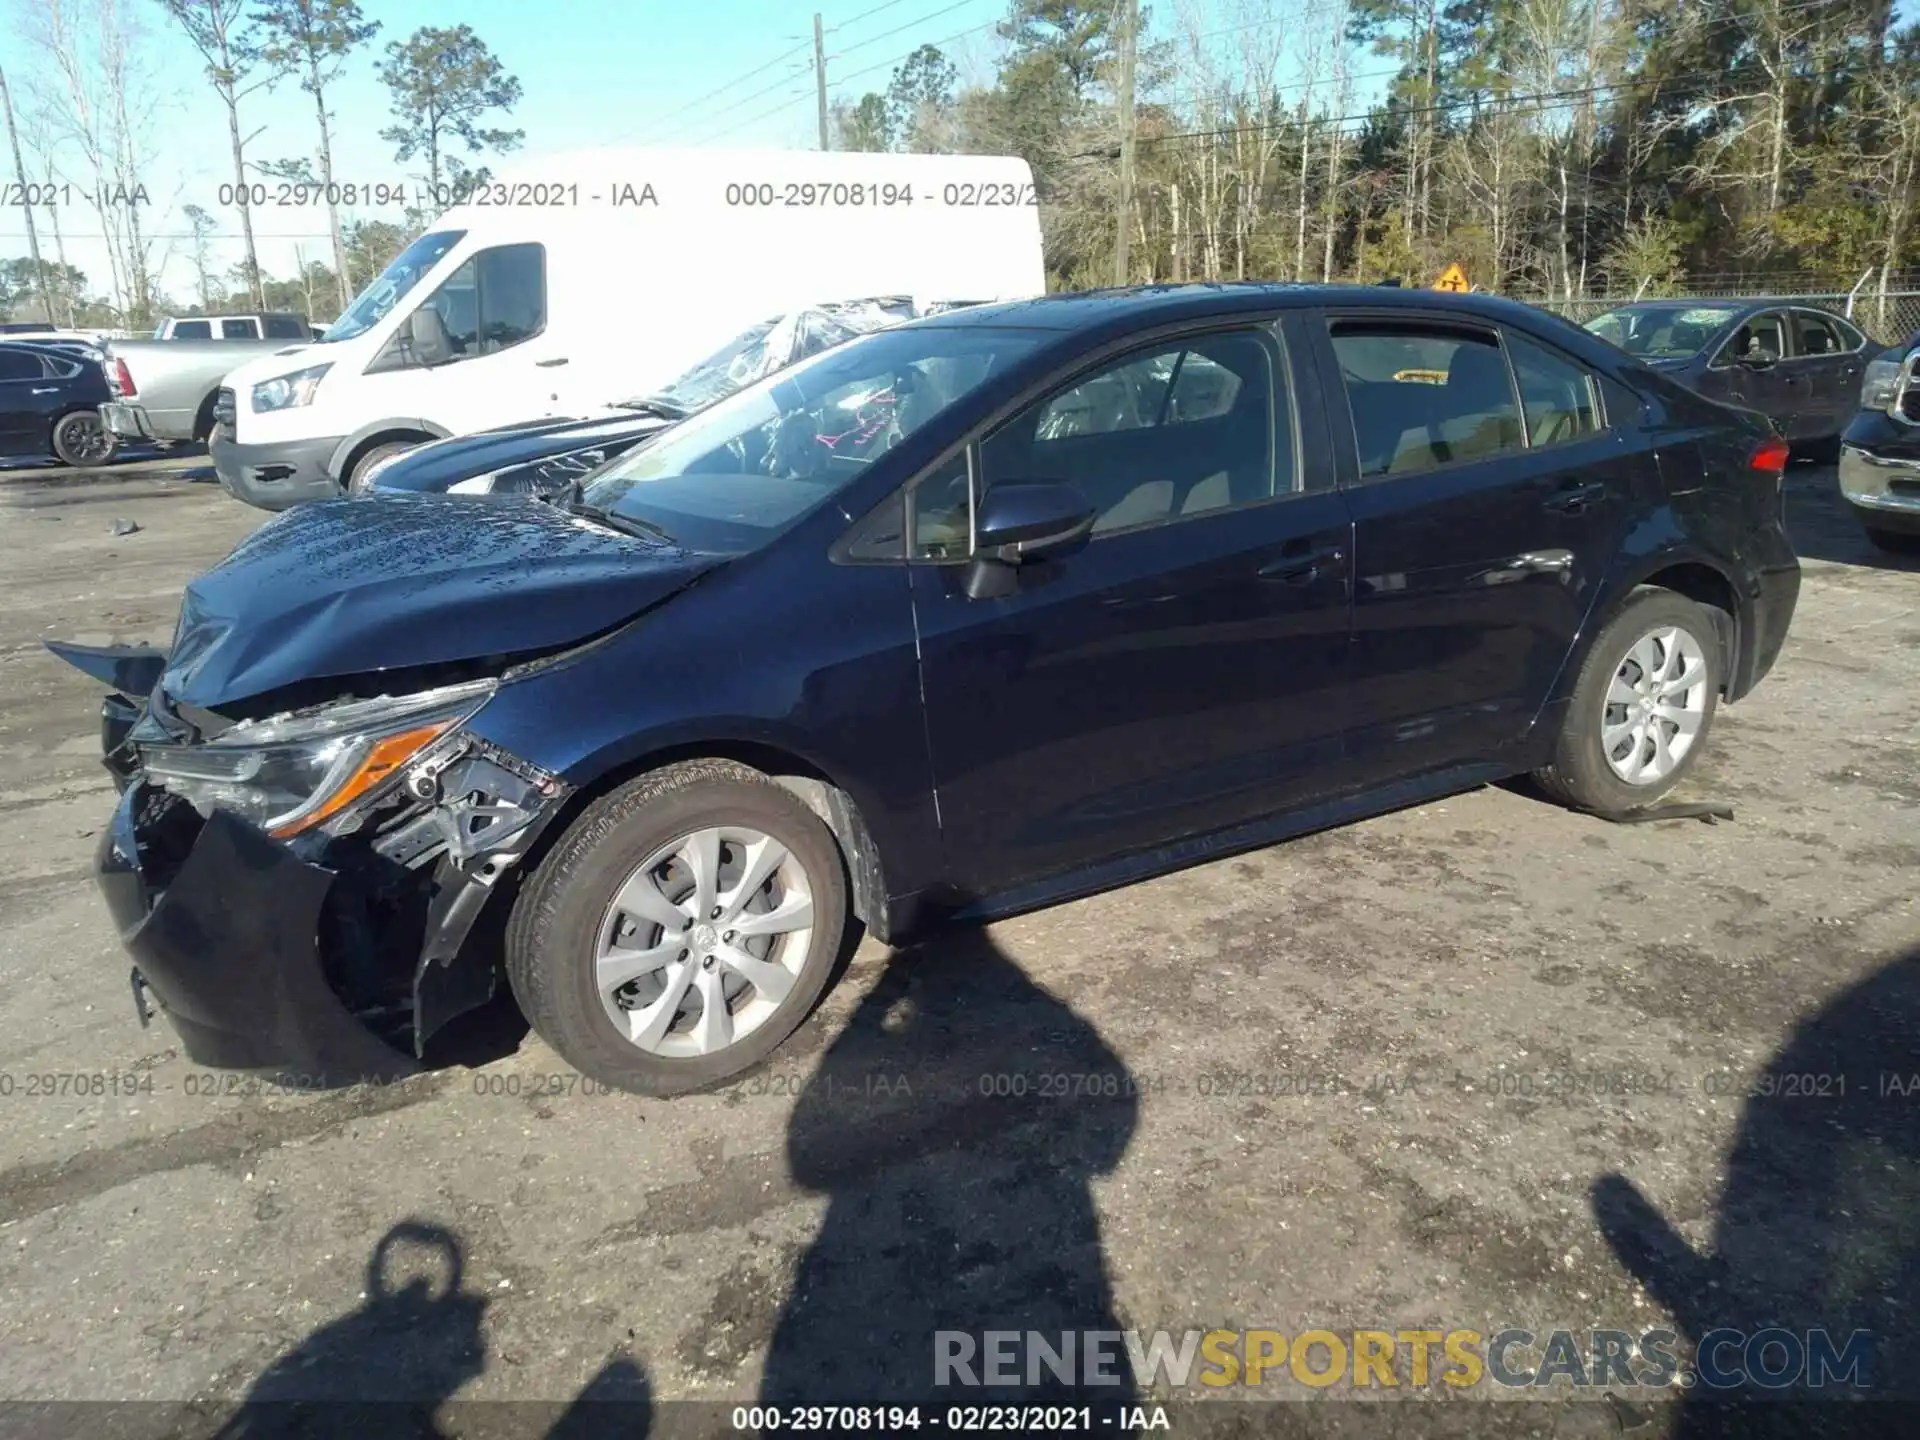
(1313, 312), (1639, 779)
(1711, 310), (1796, 432)
(910, 320), (1353, 900)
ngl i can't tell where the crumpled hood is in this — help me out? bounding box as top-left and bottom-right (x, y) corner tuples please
(163, 493), (718, 708)
(372, 411), (671, 493)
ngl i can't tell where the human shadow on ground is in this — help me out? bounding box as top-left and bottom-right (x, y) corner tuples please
(1594, 944), (1920, 1438)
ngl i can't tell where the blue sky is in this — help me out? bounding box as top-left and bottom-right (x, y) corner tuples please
(5, 0), (1030, 305)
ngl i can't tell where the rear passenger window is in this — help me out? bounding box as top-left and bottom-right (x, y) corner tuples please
(1791, 312), (1841, 356)
(172, 320), (211, 340)
(220, 318), (260, 339)
(980, 329), (1292, 537)
(1505, 333), (1601, 446)
(263, 315), (307, 339)
(1331, 326), (1524, 477)
(0, 349), (44, 381)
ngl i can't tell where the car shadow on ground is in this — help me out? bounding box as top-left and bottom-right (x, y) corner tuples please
(1783, 461), (1920, 572)
(1593, 943), (1920, 1438)
(195, 926), (1141, 1436)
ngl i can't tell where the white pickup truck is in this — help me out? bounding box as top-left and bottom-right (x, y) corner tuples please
(100, 334), (318, 446)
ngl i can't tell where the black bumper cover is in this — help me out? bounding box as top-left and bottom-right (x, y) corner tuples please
(97, 784), (421, 1085)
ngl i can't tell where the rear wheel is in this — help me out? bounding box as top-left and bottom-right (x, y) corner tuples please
(505, 759), (848, 1096)
(1534, 588), (1721, 817)
(51, 410), (116, 467)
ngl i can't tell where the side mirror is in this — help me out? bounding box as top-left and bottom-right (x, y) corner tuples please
(407, 307), (454, 367)
(963, 482), (1094, 600)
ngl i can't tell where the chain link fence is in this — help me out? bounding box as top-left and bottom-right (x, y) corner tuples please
(1521, 281), (1920, 347)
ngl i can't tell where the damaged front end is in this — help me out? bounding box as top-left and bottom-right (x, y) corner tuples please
(52, 641), (572, 1085)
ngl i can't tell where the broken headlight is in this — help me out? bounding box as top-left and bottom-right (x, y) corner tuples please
(140, 679), (495, 839)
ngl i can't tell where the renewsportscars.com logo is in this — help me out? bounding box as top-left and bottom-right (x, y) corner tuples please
(933, 1327), (1877, 1392)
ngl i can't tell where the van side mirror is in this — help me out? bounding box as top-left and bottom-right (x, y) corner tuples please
(407, 307), (454, 367)
(962, 482), (1095, 600)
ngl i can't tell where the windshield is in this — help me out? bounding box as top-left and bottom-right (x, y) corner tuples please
(1586, 305), (1739, 359)
(580, 324), (1049, 553)
(324, 230), (466, 342)
(619, 300), (919, 417)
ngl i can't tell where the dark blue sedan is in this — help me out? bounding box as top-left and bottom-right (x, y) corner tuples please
(1584, 298), (1874, 453)
(55, 284), (1801, 1094)
(0, 340), (117, 465)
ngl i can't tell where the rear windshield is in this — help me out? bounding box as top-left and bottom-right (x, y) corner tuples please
(1585, 305), (1738, 359)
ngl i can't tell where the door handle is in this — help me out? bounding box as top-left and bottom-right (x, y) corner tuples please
(1545, 481), (1607, 514)
(535, 357), (570, 368)
(1258, 546), (1344, 584)
(31, 386), (57, 395)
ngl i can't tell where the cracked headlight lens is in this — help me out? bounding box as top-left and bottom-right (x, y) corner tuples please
(141, 678), (495, 838)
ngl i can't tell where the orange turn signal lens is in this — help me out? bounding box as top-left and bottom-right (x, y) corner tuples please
(268, 720), (454, 839)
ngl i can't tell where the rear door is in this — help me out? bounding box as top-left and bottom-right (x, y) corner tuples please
(0, 346), (54, 456)
(1787, 309), (1857, 438)
(909, 315), (1354, 897)
(1312, 310), (1639, 780)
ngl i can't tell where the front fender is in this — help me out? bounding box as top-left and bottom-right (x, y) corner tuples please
(326, 418), (454, 479)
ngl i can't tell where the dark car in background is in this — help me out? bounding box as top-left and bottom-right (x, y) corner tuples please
(1838, 330), (1920, 551)
(53, 284), (1798, 1096)
(1585, 299), (1873, 454)
(0, 339), (117, 466)
(359, 298), (934, 499)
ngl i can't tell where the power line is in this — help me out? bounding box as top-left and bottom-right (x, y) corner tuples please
(828, 0), (988, 60)
(627, 40), (814, 142)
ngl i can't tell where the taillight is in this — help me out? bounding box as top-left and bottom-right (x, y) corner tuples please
(112, 357), (136, 397)
(1749, 436), (1790, 476)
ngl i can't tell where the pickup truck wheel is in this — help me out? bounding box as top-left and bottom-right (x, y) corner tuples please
(1533, 589), (1721, 818)
(51, 410), (116, 467)
(505, 759), (848, 1096)
(346, 441), (417, 493)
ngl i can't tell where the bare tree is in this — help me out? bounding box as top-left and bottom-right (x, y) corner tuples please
(159, 0), (278, 309)
(257, 0), (380, 311)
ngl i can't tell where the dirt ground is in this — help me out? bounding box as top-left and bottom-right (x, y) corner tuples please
(0, 453), (1914, 1439)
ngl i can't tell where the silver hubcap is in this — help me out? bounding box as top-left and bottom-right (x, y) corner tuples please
(1602, 624), (1708, 785)
(594, 826), (814, 1058)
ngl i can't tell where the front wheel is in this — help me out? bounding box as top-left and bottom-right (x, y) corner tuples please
(346, 441), (418, 493)
(51, 410), (116, 467)
(1533, 589), (1722, 817)
(505, 759), (849, 1096)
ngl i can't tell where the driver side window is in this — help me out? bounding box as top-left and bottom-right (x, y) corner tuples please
(395, 243), (546, 367)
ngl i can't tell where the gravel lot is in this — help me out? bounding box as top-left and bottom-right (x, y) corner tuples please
(0, 454), (1914, 1438)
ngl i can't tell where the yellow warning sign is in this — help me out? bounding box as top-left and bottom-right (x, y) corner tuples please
(1432, 263), (1470, 293)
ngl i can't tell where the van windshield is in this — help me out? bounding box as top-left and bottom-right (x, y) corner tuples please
(577, 324), (1049, 554)
(324, 231), (467, 342)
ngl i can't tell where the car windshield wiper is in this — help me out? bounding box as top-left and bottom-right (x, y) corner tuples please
(559, 485), (677, 545)
(612, 395), (688, 420)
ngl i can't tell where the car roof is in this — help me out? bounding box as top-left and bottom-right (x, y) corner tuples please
(902, 281), (1580, 333)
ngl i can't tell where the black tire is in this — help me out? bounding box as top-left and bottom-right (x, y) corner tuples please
(504, 759), (848, 1096)
(51, 409), (117, 467)
(1864, 526), (1920, 555)
(1533, 588), (1722, 817)
(346, 441), (418, 493)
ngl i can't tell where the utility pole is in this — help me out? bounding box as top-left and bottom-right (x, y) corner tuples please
(1113, 0), (1137, 287)
(814, 13), (831, 151)
(0, 65), (54, 324)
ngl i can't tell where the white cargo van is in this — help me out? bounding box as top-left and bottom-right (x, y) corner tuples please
(210, 148), (1047, 508)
